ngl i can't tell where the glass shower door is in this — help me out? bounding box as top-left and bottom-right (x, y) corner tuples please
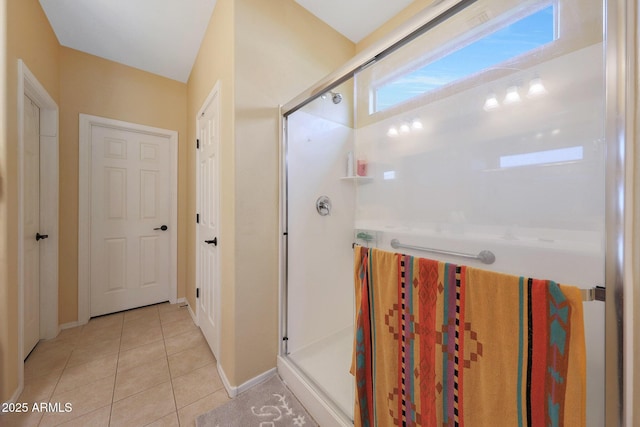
(282, 0), (608, 424)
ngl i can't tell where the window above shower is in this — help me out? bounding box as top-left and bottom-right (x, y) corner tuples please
(370, 3), (556, 114)
(352, 0), (605, 240)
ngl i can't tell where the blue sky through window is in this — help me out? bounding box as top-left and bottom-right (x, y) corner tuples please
(374, 5), (555, 112)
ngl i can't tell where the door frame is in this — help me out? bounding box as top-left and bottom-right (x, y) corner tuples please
(17, 59), (59, 384)
(78, 114), (178, 323)
(195, 82), (222, 357)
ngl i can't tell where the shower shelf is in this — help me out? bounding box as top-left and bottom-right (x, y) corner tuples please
(340, 176), (373, 183)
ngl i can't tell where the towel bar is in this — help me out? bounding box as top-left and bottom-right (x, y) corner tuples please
(359, 241), (606, 302)
(581, 286), (606, 302)
(390, 238), (496, 264)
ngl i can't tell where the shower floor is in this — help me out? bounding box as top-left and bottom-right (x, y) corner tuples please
(288, 326), (355, 421)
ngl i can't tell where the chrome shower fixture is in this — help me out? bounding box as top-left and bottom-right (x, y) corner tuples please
(322, 91), (343, 104)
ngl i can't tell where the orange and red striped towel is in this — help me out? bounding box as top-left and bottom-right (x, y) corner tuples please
(352, 246), (586, 427)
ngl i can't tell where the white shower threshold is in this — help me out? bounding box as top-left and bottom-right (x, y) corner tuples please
(278, 326), (355, 427)
(278, 356), (352, 427)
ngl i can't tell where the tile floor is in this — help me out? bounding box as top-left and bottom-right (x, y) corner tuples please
(0, 303), (231, 427)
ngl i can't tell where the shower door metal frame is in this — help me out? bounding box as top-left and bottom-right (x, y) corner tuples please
(278, 0), (634, 424)
(604, 0), (635, 425)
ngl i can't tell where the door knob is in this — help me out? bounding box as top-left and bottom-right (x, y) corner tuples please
(205, 237), (217, 246)
(154, 225), (168, 231)
(36, 233), (49, 241)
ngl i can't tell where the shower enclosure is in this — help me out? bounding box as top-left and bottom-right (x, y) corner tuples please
(279, 0), (630, 425)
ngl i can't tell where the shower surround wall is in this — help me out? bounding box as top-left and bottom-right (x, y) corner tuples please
(285, 83), (355, 419)
(281, 0), (609, 425)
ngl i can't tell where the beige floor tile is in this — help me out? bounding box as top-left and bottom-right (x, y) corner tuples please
(157, 302), (183, 314)
(109, 381), (176, 427)
(56, 404), (111, 427)
(113, 356), (170, 402)
(161, 317), (198, 339)
(145, 412), (179, 427)
(82, 312), (124, 333)
(172, 362), (224, 409)
(122, 315), (161, 335)
(164, 328), (206, 356)
(159, 307), (191, 325)
(76, 324), (123, 348)
(123, 304), (159, 322)
(41, 375), (115, 427)
(117, 339), (166, 373)
(18, 371), (61, 403)
(67, 337), (121, 367)
(120, 325), (164, 351)
(176, 389), (231, 427)
(168, 342), (215, 378)
(27, 338), (74, 359)
(6, 303), (245, 427)
(56, 326), (84, 341)
(54, 352), (118, 395)
(24, 345), (71, 380)
(0, 407), (44, 427)
(34, 329), (81, 354)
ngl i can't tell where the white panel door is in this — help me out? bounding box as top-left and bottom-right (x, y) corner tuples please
(23, 94), (40, 357)
(197, 90), (220, 358)
(90, 125), (171, 316)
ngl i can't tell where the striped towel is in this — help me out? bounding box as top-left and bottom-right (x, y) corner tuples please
(352, 246), (586, 427)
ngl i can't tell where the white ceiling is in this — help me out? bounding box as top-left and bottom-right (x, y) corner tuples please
(295, 0), (414, 43)
(39, 0), (218, 83)
(39, 0), (411, 83)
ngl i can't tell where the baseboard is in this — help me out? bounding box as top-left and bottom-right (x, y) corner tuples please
(217, 363), (277, 399)
(184, 302), (197, 324)
(217, 362), (236, 398)
(237, 368), (277, 395)
(60, 320), (84, 330)
(3, 382), (24, 405)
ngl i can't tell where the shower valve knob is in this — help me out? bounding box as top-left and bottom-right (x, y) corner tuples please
(316, 196), (331, 216)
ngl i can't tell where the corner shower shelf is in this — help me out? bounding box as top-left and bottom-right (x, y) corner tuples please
(340, 175), (373, 183)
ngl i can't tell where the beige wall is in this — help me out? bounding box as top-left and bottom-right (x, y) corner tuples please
(58, 47), (188, 324)
(2, 0), (60, 403)
(187, 0), (354, 386)
(186, 0), (237, 383)
(633, 3), (639, 423)
(233, 0), (354, 384)
(0, 0), (8, 403)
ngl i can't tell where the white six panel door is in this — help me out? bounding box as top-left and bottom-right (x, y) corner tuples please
(90, 125), (171, 317)
(23, 94), (40, 356)
(197, 92), (220, 358)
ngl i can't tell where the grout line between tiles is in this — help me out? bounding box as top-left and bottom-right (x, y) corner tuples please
(107, 310), (126, 426)
(36, 343), (72, 426)
(161, 309), (181, 426)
